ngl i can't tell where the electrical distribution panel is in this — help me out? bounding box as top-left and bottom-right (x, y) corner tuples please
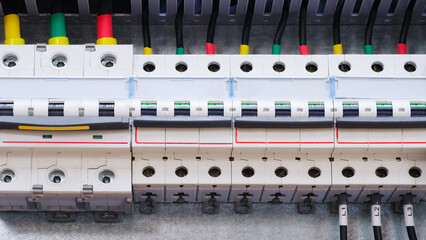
(0, 3), (425, 238)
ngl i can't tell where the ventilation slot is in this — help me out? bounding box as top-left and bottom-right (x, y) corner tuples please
(208, 102), (224, 116)
(241, 102), (257, 117)
(352, 0), (363, 15)
(308, 103), (325, 117)
(174, 102), (190, 116)
(99, 103), (115, 117)
(376, 103), (393, 117)
(0, 102), (13, 116)
(387, 0), (399, 16)
(141, 102), (157, 116)
(343, 103), (359, 117)
(48, 103), (64, 117)
(317, 0), (327, 16)
(264, 0), (273, 15)
(275, 102), (291, 117)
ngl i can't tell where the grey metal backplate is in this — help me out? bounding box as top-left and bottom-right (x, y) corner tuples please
(1, 0), (426, 24)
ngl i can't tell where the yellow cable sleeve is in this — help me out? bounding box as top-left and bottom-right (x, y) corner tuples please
(240, 44), (249, 55)
(4, 14), (25, 45)
(48, 36), (69, 45)
(333, 44), (343, 55)
(96, 37), (117, 45)
(143, 47), (152, 55)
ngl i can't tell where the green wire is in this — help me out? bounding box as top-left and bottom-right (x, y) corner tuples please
(176, 47), (184, 55)
(364, 45), (373, 55)
(50, 13), (67, 38)
(272, 44), (281, 55)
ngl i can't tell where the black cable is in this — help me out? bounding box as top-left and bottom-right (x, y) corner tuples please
(51, 0), (64, 14)
(207, 0), (220, 44)
(98, 0), (113, 15)
(365, 0), (381, 46)
(399, 0), (416, 44)
(142, 0), (151, 48)
(402, 194), (418, 240)
(273, 0), (290, 45)
(299, 0), (309, 46)
(370, 194), (383, 240)
(241, 0), (255, 45)
(1, 0), (18, 15)
(175, 0), (184, 49)
(338, 193), (349, 240)
(333, 0), (345, 45)
(373, 226), (383, 240)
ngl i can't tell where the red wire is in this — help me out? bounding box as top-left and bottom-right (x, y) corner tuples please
(397, 44), (407, 54)
(206, 43), (215, 54)
(97, 14), (114, 39)
(299, 45), (309, 55)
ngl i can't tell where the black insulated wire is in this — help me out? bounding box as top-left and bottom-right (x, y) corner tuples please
(207, 0), (220, 44)
(402, 194), (418, 240)
(370, 194), (383, 240)
(299, 0), (309, 46)
(142, 0), (151, 48)
(51, 0), (64, 14)
(373, 226), (383, 240)
(365, 0), (381, 45)
(175, 0), (184, 48)
(98, 0), (113, 15)
(333, 0), (345, 45)
(399, 0), (417, 44)
(1, 0), (18, 15)
(273, 0), (290, 45)
(241, 0), (255, 45)
(338, 193), (349, 240)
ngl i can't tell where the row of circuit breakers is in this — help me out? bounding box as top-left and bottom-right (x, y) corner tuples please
(0, 45), (424, 223)
(0, 98), (425, 221)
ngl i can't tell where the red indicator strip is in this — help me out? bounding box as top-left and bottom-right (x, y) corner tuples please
(3, 141), (128, 144)
(134, 127), (232, 145)
(335, 128), (426, 144)
(235, 128), (333, 144)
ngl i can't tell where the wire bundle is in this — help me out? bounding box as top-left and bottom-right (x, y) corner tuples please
(1, 0), (25, 45)
(240, 0), (255, 55)
(299, 0), (309, 55)
(398, 0), (417, 54)
(175, 0), (184, 55)
(49, 0), (69, 45)
(364, 0), (381, 54)
(96, 0), (117, 45)
(206, 0), (220, 54)
(272, 0), (290, 55)
(333, 0), (345, 54)
(142, 0), (152, 54)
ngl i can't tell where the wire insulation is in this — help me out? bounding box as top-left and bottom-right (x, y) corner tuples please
(272, 0), (290, 54)
(333, 0), (345, 54)
(338, 194), (348, 240)
(49, 0), (68, 45)
(299, 0), (309, 54)
(402, 194), (418, 240)
(142, 0), (151, 53)
(370, 194), (382, 240)
(96, 0), (116, 45)
(2, 0), (24, 45)
(240, 0), (255, 54)
(207, 0), (220, 53)
(364, 0), (381, 54)
(175, 0), (184, 54)
(398, 0), (416, 54)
